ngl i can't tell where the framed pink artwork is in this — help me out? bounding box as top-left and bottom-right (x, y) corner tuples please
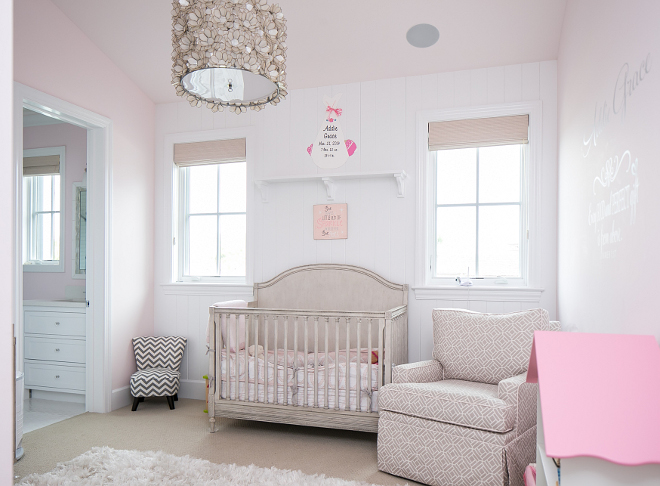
(313, 204), (348, 240)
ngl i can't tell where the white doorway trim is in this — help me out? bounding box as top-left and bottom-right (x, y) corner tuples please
(14, 83), (113, 413)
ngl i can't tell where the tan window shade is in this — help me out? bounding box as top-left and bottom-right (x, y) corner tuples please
(23, 155), (60, 176)
(428, 115), (529, 151)
(174, 138), (246, 167)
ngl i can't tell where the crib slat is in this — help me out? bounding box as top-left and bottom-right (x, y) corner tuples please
(225, 313), (230, 400)
(304, 317), (309, 407)
(283, 316), (288, 406)
(345, 316), (350, 411)
(235, 314), (240, 400)
(274, 316), (279, 405)
(378, 318), (384, 392)
(314, 317), (319, 408)
(334, 317), (339, 411)
(356, 318), (361, 412)
(324, 318), (329, 409)
(367, 318), (373, 413)
(264, 315), (269, 403)
(253, 315), (258, 403)
(244, 314), (249, 401)
(293, 317), (299, 406)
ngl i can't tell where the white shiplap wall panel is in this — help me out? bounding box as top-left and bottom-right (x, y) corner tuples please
(437, 72), (455, 109)
(521, 62), (541, 101)
(470, 68), (489, 106)
(454, 70), (471, 107)
(153, 62), (558, 398)
(504, 64), (523, 103)
(487, 66), (506, 105)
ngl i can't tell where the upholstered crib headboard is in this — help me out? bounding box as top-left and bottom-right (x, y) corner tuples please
(253, 264), (408, 312)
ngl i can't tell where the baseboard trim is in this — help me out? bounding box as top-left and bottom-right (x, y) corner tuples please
(111, 385), (132, 411)
(179, 379), (206, 400)
(28, 389), (85, 404)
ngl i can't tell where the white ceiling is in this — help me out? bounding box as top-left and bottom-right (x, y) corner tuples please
(51, 0), (568, 105)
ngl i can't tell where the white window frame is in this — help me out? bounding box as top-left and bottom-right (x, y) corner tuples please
(165, 127), (255, 285)
(415, 101), (542, 294)
(177, 161), (247, 282)
(23, 146), (66, 273)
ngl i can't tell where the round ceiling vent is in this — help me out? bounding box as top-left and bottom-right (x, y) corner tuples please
(406, 24), (440, 48)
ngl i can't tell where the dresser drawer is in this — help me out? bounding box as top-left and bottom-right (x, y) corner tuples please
(24, 336), (85, 364)
(24, 361), (85, 392)
(24, 311), (85, 337)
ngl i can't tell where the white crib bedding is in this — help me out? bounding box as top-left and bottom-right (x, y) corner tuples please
(218, 349), (378, 398)
(219, 381), (379, 412)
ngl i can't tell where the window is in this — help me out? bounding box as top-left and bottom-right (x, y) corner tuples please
(23, 147), (65, 272)
(174, 138), (247, 281)
(432, 144), (524, 279)
(418, 110), (536, 287)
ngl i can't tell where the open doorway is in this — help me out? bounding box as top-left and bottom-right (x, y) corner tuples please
(13, 83), (112, 460)
(20, 108), (88, 433)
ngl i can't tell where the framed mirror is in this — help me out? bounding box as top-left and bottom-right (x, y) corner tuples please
(72, 182), (86, 278)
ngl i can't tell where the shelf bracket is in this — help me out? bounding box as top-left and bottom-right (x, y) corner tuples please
(254, 181), (269, 203)
(321, 177), (336, 201)
(394, 171), (407, 198)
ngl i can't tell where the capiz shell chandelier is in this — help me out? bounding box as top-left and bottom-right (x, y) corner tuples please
(171, 0), (287, 113)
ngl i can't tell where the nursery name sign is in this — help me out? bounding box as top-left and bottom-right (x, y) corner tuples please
(313, 204), (347, 240)
(307, 94), (357, 169)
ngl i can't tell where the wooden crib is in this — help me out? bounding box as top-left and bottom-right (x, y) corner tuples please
(207, 264), (408, 433)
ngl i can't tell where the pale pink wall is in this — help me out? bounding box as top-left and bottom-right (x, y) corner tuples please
(557, 0), (660, 339)
(0, 0), (14, 479)
(14, 0), (156, 393)
(23, 123), (87, 300)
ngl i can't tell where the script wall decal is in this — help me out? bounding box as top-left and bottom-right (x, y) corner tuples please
(583, 53), (650, 260)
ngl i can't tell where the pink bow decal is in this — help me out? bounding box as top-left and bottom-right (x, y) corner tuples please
(326, 106), (343, 118)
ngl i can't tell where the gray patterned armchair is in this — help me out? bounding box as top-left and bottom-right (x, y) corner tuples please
(377, 308), (559, 486)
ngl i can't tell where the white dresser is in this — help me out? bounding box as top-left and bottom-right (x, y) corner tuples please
(23, 301), (86, 397)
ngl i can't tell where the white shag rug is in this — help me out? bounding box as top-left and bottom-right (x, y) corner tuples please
(19, 447), (386, 486)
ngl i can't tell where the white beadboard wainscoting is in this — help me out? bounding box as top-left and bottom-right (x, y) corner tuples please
(153, 61), (558, 399)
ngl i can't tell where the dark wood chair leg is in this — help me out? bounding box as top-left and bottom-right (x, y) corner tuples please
(132, 397), (140, 411)
(138, 397), (145, 402)
(173, 393), (178, 401)
(167, 396), (175, 410)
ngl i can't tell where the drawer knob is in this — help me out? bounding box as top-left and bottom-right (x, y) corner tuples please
(55, 348), (60, 352)
(55, 375), (60, 378)
(55, 322), (60, 326)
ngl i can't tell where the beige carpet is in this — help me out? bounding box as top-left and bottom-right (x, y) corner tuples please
(14, 398), (419, 485)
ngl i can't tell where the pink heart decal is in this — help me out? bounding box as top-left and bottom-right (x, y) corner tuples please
(345, 139), (357, 156)
(307, 143), (313, 155)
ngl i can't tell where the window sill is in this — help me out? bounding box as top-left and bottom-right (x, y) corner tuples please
(23, 263), (64, 273)
(412, 286), (544, 302)
(160, 282), (253, 296)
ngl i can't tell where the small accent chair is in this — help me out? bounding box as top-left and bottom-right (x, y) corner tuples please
(130, 336), (187, 411)
(377, 308), (559, 486)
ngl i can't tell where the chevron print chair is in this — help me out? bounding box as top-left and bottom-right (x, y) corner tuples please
(377, 308), (560, 486)
(130, 336), (187, 411)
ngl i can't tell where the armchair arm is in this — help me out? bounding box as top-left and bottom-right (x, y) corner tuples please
(498, 372), (538, 435)
(392, 360), (443, 384)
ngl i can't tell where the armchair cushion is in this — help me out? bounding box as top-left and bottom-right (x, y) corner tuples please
(130, 368), (181, 398)
(392, 359), (443, 384)
(432, 308), (550, 385)
(379, 380), (515, 433)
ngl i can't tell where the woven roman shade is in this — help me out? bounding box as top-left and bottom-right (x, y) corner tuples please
(428, 115), (529, 151)
(174, 138), (246, 167)
(23, 155), (60, 176)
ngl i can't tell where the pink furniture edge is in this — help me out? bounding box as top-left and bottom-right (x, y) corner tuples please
(527, 331), (660, 466)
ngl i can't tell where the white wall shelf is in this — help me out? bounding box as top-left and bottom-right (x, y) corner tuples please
(254, 170), (407, 202)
